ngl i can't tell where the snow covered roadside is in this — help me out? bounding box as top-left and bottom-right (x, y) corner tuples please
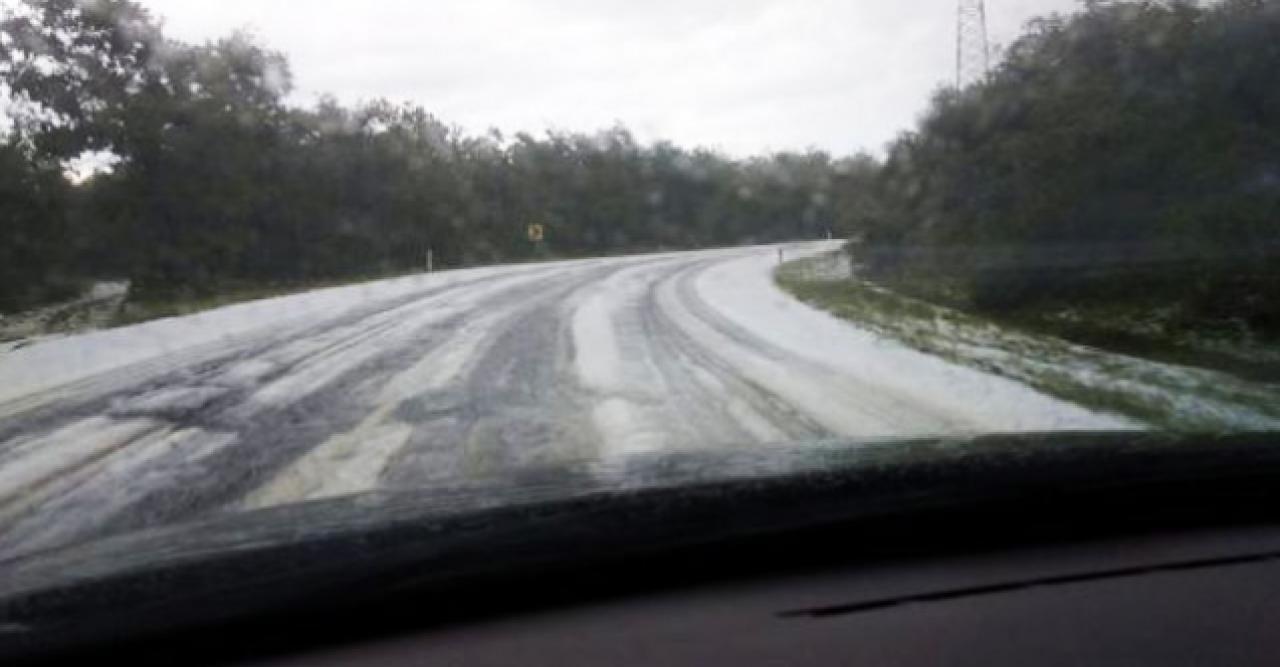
(698, 243), (1136, 432)
(773, 249), (1280, 431)
(0, 281), (129, 352)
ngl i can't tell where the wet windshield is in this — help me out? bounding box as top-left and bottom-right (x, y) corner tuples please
(0, 0), (1277, 566)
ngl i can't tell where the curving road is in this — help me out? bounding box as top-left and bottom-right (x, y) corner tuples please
(0, 243), (1121, 559)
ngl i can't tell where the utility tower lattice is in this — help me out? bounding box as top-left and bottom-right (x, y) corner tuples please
(956, 0), (991, 89)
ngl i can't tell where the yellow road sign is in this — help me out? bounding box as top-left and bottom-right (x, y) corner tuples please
(527, 223), (545, 242)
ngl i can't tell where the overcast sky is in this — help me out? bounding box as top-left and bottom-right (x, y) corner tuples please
(137, 0), (1082, 157)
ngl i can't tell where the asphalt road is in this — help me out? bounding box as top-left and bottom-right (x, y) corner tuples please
(0, 243), (1119, 560)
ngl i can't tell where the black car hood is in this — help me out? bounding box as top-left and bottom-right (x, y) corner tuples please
(2, 431), (1119, 593)
(2, 431), (1279, 660)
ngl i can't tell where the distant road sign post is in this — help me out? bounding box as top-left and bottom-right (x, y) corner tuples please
(527, 223), (545, 243)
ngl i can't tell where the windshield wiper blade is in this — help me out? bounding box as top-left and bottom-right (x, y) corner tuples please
(779, 549), (1280, 619)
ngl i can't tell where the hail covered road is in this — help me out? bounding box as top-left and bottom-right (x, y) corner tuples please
(0, 243), (1121, 559)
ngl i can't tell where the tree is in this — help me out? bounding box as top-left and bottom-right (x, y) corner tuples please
(1, 0), (162, 162)
(2, 0), (840, 313)
(855, 0), (1280, 331)
(0, 136), (76, 311)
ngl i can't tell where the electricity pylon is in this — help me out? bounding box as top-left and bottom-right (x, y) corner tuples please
(957, 0), (991, 88)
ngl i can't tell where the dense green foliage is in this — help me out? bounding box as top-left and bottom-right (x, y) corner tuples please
(855, 0), (1280, 335)
(1, 0), (844, 310)
(0, 137), (78, 311)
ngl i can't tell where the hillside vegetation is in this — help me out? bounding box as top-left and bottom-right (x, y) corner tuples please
(840, 0), (1280, 353)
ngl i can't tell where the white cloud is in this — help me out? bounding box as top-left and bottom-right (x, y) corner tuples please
(137, 0), (1083, 156)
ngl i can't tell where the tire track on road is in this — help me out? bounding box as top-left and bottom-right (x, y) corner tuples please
(0, 264), (605, 559)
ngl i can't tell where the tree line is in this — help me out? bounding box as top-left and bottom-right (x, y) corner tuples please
(9, 0), (1272, 343)
(848, 0), (1280, 337)
(1, 0), (860, 312)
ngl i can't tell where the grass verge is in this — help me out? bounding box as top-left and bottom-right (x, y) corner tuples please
(776, 252), (1280, 432)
